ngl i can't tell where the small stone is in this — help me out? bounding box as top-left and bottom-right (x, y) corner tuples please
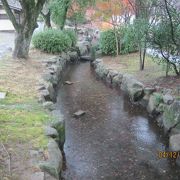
(0, 92), (6, 99)
(64, 81), (73, 85)
(73, 110), (86, 117)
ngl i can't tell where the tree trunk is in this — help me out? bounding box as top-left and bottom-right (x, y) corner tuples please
(115, 32), (119, 56)
(139, 45), (143, 70)
(141, 43), (147, 70)
(60, 4), (69, 30)
(74, 19), (78, 33)
(113, 26), (119, 56)
(41, 11), (51, 28)
(1, 0), (46, 59)
(166, 61), (170, 77)
(13, 28), (34, 59)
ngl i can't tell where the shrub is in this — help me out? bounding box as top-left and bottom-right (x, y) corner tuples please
(100, 27), (138, 56)
(120, 25), (138, 54)
(63, 29), (77, 47)
(32, 29), (74, 53)
(100, 29), (116, 55)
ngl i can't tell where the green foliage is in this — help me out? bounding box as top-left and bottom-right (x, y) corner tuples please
(32, 29), (76, 53)
(63, 29), (77, 47)
(100, 27), (138, 56)
(153, 93), (163, 105)
(90, 46), (96, 61)
(0, 92), (50, 148)
(120, 25), (138, 54)
(149, 1), (180, 75)
(50, 0), (71, 29)
(100, 29), (117, 55)
(68, 10), (87, 24)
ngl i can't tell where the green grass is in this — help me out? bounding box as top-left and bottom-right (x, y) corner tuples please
(0, 91), (50, 149)
(103, 53), (176, 82)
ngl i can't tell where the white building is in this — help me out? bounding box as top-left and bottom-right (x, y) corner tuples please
(0, 0), (21, 32)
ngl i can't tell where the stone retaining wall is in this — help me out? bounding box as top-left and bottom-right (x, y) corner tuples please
(92, 58), (180, 161)
(37, 51), (80, 179)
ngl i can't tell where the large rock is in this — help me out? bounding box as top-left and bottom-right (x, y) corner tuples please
(169, 134), (180, 151)
(40, 89), (51, 101)
(163, 101), (180, 133)
(61, 52), (70, 62)
(144, 87), (156, 96)
(43, 101), (55, 111)
(91, 59), (102, 69)
(46, 83), (56, 102)
(121, 74), (144, 102)
(147, 93), (163, 114)
(42, 72), (53, 83)
(43, 57), (58, 65)
(48, 64), (63, 78)
(68, 51), (79, 62)
(58, 57), (66, 67)
(77, 41), (90, 56)
(163, 94), (174, 105)
(106, 70), (118, 84)
(140, 95), (150, 108)
(112, 73), (123, 87)
(51, 119), (65, 151)
(39, 139), (63, 179)
(45, 126), (58, 138)
(95, 65), (109, 79)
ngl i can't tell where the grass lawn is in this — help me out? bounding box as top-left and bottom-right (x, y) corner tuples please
(0, 50), (55, 179)
(103, 52), (180, 97)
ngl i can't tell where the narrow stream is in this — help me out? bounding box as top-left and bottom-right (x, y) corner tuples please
(56, 62), (180, 180)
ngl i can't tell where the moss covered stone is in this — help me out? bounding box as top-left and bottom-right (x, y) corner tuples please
(163, 101), (180, 133)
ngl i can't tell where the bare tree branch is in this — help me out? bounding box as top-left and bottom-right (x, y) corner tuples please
(164, 0), (178, 47)
(1, 0), (20, 30)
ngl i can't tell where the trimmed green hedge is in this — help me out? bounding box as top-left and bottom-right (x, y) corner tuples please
(32, 29), (77, 53)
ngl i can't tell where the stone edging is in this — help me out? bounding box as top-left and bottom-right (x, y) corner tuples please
(37, 51), (80, 179)
(91, 59), (180, 159)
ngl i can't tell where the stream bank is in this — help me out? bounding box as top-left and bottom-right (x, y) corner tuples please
(55, 62), (180, 180)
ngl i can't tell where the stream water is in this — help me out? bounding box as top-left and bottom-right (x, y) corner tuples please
(56, 62), (180, 180)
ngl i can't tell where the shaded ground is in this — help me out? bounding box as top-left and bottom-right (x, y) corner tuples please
(103, 53), (180, 97)
(0, 50), (55, 179)
(57, 62), (180, 180)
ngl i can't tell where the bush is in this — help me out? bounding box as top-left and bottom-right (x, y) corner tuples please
(120, 25), (138, 54)
(100, 29), (116, 55)
(63, 29), (77, 47)
(32, 29), (76, 53)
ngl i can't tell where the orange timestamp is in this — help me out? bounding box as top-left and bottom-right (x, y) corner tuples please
(158, 151), (180, 159)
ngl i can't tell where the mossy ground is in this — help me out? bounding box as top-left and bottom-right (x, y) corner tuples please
(0, 91), (49, 148)
(0, 50), (55, 178)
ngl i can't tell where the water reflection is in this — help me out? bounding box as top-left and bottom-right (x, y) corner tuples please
(56, 62), (180, 180)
